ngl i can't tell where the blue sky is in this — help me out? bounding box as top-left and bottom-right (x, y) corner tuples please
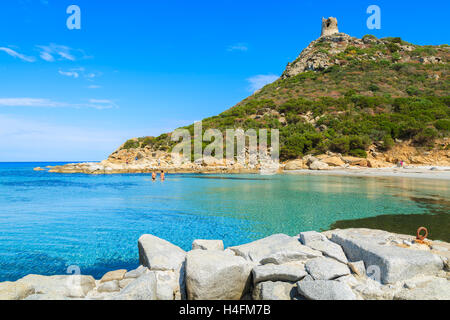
(0, 0), (448, 161)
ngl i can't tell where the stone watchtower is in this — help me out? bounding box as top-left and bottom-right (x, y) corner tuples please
(321, 17), (339, 37)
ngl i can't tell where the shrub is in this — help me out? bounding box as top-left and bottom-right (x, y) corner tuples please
(123, 139), (140, 150)
(413, 128), (438, 146)
(349, 148), (367, 158)
(369, 84), (380, 92)
(435, 119), (450, 131)
(330, 136), (350, 154)
(362, 34), (377, 41)
(406, 86), (420, 96)
(381, 135), (395, 150)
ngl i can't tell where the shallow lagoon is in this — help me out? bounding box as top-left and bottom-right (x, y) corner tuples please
(0, 162), (448, 281)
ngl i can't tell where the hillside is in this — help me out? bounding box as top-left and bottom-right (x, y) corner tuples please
(118, 31), (449, 163)
(48, 19), (450, 174)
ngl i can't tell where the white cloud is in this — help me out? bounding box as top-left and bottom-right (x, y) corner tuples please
(40, 51), (55, 62)
(0, 47), (35, 62)
(247, 74), (279, 92)
(87, 85), (102, 89)
(36, 44), (87, 62)
(58, 70), (80, 78)
(227, 43), (248, 52)
(0, 98), (118, 110)
(58, 67), (101, 82)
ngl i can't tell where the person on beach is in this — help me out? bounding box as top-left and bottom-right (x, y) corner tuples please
(152, 172), (156, 181)
(161, 170), (165, 181)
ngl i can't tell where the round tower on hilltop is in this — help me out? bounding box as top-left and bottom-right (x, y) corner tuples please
(321, 17), (339, 37)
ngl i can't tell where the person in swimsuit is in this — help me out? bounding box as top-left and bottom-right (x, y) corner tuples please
(161, 170), (165, 181)
(152, 172), (156, 181)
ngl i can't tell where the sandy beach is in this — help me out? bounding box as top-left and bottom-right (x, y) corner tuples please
(285, 166), (450, 181)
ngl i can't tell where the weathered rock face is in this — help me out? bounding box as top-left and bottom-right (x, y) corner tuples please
(100, 269), (127, 283)
(0, 281), (35, 300)
(97, 280), (120, 293)
(252, 281), (299, 300)
(328, 229), (444, 284)
(348, 261), (366, 277)
(17, 274), (96, 299)
(297, 278), (357, 300)
(305, 257), (351, 280)
(185, 250), (253, 300)
(304, 239), (348, 264)
(138, 234), (186, 271)
(124, 266), (148, 279)
(113, 273), (157, 300)
(192, 239), (224, 251)
(229, 234), (322, 264)
(152, 270), (184, 300)
(298, 231), (327, 245)
(284, 159), (306, 170)
(252, 263), (307, 285)
(394, 276), (450, 300)
(321, 17), (339, 37)
(309, 160), (329, 171)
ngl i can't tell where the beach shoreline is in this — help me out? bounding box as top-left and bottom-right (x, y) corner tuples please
(284, 166), (450, 180)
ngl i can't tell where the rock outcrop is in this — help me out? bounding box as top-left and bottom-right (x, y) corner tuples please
(1, 229), (448, 300)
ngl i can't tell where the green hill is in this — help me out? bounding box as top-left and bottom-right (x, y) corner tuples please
(122, 33), (450, 161)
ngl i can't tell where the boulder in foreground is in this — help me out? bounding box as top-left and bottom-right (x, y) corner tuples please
(328, 229), (443, 284)
(229, 234), (322, 264)
(138, 234), (186, 271)
(185, 250), (253, 300)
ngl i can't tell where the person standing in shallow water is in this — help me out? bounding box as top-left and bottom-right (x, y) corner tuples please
(152, 172), (156, 181)
(161, 170), (165, 181)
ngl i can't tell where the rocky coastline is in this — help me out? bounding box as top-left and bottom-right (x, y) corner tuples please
(1, 228), (449, 300)
(40, 138), (450, 175)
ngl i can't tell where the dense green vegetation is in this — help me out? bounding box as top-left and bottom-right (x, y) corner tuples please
(123, 35), (449, 161)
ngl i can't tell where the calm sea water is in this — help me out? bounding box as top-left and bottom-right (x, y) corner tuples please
(0, 162), (449, 282)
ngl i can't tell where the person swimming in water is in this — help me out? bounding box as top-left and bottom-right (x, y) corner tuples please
(161, 170), (165, 181)
(152, 172), (156, 181)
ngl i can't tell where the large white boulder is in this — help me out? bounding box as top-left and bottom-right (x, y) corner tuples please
(17, 274), (95, 299)
(192, 240), (224, 251)
(138, 234), (186, 271)
(328, 229), (444, 284)
(152, 270), (184, 300)
(305, 257), (351, 280)
(113, 273), (157, 300)
(0, 281), (35, 300)
(252, 281), (298, 300)
(229, 234), (322, 264)
(297, 278), (357, 300)
(252, 263), (307, 285)
(185, 250), (253, 300)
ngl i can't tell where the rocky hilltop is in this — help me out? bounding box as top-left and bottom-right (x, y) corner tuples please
(1, 228), (449, 300)
(47, 17), (449, 174)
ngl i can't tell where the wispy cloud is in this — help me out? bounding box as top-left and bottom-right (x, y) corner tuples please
(0, 98), (118, 110)
(0, 47), (36, 62)
(247, 74), (278, 92)
(87, 85), (102, 89)
(37, 44), (89, 62)
(58, 67), (101, 82)
(58, 69), (80, 78)
(227, 43), (249, 52)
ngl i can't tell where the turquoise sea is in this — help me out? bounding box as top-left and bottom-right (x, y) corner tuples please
(0, 162), (449, 282)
